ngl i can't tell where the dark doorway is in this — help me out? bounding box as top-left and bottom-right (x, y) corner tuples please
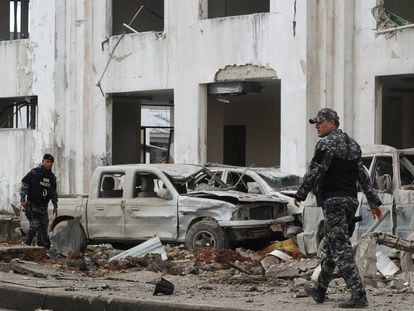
(378, 74), (414, 149)
(223, 125), (246, 166)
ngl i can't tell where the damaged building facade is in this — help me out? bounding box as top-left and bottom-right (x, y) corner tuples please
(1, 0), (414, 211)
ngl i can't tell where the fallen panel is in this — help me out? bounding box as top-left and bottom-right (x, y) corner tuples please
(109, 237), (167, 262)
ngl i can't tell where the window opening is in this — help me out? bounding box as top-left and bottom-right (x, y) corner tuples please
(112, 0), (164, 35)
(399, 154), (414, 189)
(134, 172), (167, 198)
(226, 172), (255, 193)
(373, 1), (414, 36)
(207, 0), (269, 19)
(0, 96), (37, 129)
(1, 0), (30, 40)
(362, 157), (374, 171)
(99, 172), (125, 198)
(141, 105), (173, 164)
(373, 157), (393, 191)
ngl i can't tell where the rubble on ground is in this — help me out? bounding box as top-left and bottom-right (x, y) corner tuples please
(0, 232), (414, 303)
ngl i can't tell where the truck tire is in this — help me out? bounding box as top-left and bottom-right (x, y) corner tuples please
(50, 219), (87, 253)
(185, 220), (229, 249)
(400, 232), (414, 272)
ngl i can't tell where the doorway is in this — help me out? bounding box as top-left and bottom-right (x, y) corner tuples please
(377, 74), (414, 149)
(207, 79), (281, 167)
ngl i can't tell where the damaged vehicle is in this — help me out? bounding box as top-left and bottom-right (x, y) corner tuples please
(19, 164), (293, 249)
(297, 145), (414, 255)
(205, 164), (303, 234)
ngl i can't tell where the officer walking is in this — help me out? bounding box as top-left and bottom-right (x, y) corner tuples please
(294, 108), (383, 308)
(20, 154), (58, 248)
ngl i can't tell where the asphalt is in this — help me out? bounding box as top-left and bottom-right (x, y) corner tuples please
(0, 282), (244, 311)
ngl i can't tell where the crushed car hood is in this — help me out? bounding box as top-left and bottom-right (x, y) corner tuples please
(183, 190), (287, 203)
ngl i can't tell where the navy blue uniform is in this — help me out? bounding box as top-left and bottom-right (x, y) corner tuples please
(296, 128), (381, 300)
(21, 165), (58, 247)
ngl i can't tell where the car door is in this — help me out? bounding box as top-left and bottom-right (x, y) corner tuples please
(393, 152), (414, 239)
(86, 171), (126, 240)
(356, 155), (394, 239)
(124, 170), (178, 240)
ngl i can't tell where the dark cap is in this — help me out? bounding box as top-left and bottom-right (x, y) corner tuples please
(43, 153), (54, 163)
(309, 108), (340, 124)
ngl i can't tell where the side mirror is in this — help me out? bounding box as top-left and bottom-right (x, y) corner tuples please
(247, 182), (261, 194)
(157, 188), (173, 200)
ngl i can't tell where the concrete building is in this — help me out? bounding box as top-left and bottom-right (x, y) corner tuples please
(1, 0), (414, 212)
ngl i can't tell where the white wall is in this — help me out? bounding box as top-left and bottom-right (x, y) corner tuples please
(3, 0), (413, 212)
(353, 0), (414, 145)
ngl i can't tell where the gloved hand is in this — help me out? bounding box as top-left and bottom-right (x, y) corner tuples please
(371, 207), (383, 220)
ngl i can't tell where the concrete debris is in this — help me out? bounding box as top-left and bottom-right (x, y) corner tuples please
(376, 251), (400, 276)
(265, 262), (300, 279)
(387, 279), (405, 290)
(109, 237), (167, 262)
(0, 215), (21, 241)
(355, 235), (377, 286)
(0, 243), (46, 262)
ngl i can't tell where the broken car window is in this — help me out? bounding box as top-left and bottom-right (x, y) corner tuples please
(257, 173), (302, 191)
(399, 154), (414, 189)
(373, 157), (393, 191)
(133, 173), (161, 198)
(226, 172), (255, 193)
(99, 173), (125, 198)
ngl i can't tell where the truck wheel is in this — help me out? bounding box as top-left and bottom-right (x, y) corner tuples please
(400, 232), (414, 272)
(50, 219), (87, 253)
(185, 220), (229, 249)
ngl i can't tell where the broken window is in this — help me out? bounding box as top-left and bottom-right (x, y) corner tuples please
(112, 0), (164, 35)
(372, 1), (414, 34)
(0, 96), (37, 129)
(133, 173), (166, 198)
(0, 0), (30, 40)
(399, 154), (414, 189)
(206, 0), (269, 19)
(226, 172), (255, 193)
(99, 172), (125, 198)
(373, 157), (393, 192)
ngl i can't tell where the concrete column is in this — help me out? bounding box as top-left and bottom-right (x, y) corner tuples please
(174, 84), (207, 164)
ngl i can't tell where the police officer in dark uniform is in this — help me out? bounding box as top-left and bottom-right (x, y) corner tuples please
(294, 108), (383, 308)
(20, 154), (58, 248)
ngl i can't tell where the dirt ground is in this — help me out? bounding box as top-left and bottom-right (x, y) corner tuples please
(0, 243), (413, 310)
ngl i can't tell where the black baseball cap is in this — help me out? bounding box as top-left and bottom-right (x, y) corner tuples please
(43, 153), (54, 163)
(309, 108), (340, 124)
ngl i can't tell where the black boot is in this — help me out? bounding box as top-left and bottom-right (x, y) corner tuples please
(337, 295), (368, 308)
(304, 282), (326, 303)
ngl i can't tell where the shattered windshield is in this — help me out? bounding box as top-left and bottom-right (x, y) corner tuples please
(257, 171), (302, 191)
(399, 154), (414, 188)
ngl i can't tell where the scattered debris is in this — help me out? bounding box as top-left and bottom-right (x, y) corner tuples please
(0, 244), (46, 262)
(109, 237), (167, 262)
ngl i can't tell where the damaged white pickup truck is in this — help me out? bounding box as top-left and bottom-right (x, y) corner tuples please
(297, 145), (414, 255)
(20, 164), (294, 249)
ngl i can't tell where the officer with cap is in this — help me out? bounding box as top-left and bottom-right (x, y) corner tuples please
(294, 108), (383, 308)
(20, 153), (58, 248)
